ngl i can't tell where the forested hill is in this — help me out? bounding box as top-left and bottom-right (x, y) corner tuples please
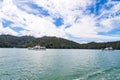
(0, 35), (80, 48)
(0, 35), (120, 49)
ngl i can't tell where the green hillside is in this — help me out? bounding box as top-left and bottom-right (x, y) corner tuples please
(0, 35), (80, 48)
(0, 35), (120, 49)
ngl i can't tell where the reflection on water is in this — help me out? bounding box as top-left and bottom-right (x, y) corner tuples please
(0, 48), (120, 80)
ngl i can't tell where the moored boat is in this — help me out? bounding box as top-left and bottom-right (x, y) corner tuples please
(28, 45), (46, 50)
(102, 47), (114, 50)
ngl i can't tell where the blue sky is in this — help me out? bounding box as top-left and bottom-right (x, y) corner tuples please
(0, 0), (120, 43)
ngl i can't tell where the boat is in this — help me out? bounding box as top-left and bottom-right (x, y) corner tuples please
(28, 45), (46, 50)
(103, 47), (114, 50)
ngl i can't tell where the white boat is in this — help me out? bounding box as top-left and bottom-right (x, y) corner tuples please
(28, 45), (46, 50)
(103, 47), (113, 50)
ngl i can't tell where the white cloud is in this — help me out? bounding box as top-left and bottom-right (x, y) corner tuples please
(0, 23), (18, 35)
(65, 16), (97, 38)
(0, 0), (120, 42)
(98, 16), (120, 33)
(33, 0), (92, 24)
(95, 1), (120, 34)
(0, 0), (67, 38)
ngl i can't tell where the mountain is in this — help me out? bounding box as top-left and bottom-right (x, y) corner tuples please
(20, 36), (81, 48)
(0, 35), (120, 49)
(82, 41), (120, 49)
(0, 35), (35, 48)
(0, 35), (81, 48)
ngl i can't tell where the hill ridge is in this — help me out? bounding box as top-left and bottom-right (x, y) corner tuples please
(0, 35), (120, 49)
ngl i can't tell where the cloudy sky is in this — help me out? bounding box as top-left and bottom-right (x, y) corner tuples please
(0, 0), (120, 43)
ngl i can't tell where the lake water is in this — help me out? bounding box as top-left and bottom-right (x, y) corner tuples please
(0, 48), (120, 80)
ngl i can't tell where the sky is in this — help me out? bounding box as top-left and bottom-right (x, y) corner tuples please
(0, 0), (120, 43)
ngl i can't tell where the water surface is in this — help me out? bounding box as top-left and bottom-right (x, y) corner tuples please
(0, 48), (120, 80)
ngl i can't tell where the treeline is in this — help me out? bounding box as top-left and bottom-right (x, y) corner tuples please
(0, 35), (120, 49)
(80, 42), (120, 49)
(0, 35), (80, 48)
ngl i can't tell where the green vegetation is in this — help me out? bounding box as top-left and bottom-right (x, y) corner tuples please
(0, 35), (120, 49)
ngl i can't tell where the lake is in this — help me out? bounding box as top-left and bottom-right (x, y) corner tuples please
(0, 48), (120, 80)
